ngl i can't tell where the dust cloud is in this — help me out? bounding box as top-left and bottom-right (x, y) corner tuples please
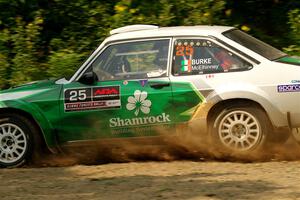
(30, 126), (300, 168)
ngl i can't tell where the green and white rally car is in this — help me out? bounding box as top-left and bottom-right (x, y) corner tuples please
(1, 25), (300, 167)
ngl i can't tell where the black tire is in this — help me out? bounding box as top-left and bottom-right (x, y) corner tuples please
(269, 127), (291, 144)
(209, 103), (272, 159)
(0, 114), (39, 168)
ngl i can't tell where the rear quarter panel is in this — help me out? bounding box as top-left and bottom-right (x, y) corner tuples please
(171, 61), (300, 128)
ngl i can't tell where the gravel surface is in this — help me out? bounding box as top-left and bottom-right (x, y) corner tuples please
(1, 160), (300, 200)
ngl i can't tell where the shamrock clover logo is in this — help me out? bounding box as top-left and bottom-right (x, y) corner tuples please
(126, 90), (152, 116)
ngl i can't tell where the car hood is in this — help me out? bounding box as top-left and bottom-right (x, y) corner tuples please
(0, 79), (59, 101)
(276, 56), (300, 66)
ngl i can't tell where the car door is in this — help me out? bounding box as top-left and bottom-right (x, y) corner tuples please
(57, 39), (175, 143)
(169, 37), (254, 125)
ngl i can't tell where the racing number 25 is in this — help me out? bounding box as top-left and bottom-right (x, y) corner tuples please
(69, 90), (87, 101)
(176, 46), (194, 56)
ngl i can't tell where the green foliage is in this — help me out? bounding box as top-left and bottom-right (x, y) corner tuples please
(47, 50), (85, 79)
(283, 9), (300, 56)
(288, 9), (300, 41)
(0, 53), (9, 88)
(0, 0), (299, 89)
(9, 14), (46, 86)
(111, 0), (226, 27)
(173, 0), (226, 25)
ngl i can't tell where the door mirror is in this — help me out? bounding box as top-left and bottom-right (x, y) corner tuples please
(78, 71), (98, 85)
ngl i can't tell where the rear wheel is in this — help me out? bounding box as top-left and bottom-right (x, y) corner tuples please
(209, 104), (272, 158)
(0, 114), (37, 168)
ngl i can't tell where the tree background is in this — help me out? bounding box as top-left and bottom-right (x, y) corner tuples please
(0, 0), (299, 89)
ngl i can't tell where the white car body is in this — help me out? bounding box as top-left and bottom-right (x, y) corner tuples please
(70, 25), (300, 130)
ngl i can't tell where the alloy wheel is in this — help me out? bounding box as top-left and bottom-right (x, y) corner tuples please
(218, 110), (261, 151)
(0, 123), (27, 164)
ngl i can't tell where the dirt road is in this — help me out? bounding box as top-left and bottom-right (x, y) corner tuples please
(1, 160), (300, 200)
(2, 136), (300, 200)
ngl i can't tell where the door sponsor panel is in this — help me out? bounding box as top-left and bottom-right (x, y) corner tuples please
(64, 86), (121, 112)
(109, 89), (171, 127)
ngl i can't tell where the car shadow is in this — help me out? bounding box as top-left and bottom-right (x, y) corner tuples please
(0, 168), (285, 200)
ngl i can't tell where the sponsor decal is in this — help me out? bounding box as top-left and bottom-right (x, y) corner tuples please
(123, 80), (128, 85)
(93, 87), (118, 97)
(64, 86), (121, 112)
(109, 90), (171, 128)
(109, 113), (171, 128)
(139, 80), (148, 87)
(111, 124), (171, 135)
(126, 90), (151, 116)
(277, 84), (300, 93)
(291, 80), (300, 83)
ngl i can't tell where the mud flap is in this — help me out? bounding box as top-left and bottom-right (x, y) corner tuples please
(292, 128), (300, 144)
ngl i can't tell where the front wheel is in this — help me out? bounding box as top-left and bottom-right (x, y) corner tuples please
(209, 104), (272, 158)
(0, 114), (35, 168)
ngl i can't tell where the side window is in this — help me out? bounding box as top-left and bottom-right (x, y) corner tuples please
(172, 39), (252, 76)
(90, 39), (170, 81)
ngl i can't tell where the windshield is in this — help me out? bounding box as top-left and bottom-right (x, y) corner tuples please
(223, 29), (287, 60)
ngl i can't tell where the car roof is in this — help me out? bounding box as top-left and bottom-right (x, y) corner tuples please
(105, 25), (234, 43)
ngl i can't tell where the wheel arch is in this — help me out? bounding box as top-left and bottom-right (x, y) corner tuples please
(207, 98), (273, 129)
(205, 86), (289, 128)
(0, 107), (58, 153)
